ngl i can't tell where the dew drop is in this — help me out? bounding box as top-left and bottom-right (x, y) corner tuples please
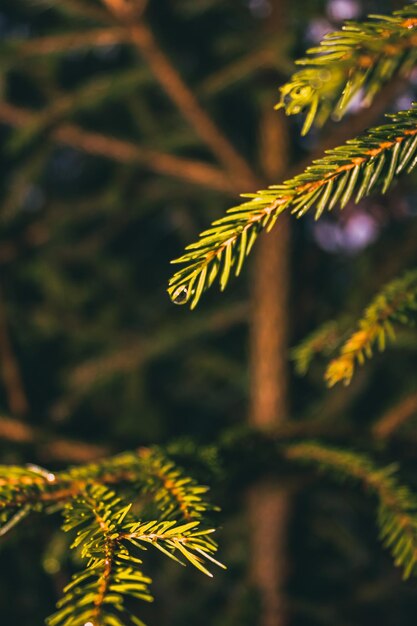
(26, 463), (56, 482)
(172, 286), (188, 305)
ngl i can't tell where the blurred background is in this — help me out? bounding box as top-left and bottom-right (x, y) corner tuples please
(1, 0), (417, 624)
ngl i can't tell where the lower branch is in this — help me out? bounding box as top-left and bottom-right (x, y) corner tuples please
(0, 103), (233, 193)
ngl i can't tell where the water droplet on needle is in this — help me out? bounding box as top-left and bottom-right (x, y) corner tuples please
(172, 286), (188, 305)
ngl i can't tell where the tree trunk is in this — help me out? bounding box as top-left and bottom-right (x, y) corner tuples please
(247, 4), (291, 619)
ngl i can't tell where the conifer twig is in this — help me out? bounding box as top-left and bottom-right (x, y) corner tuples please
(277, 3), (417, 134)
(325, 269), (417, 386)
(285, 442), (417, 579)
(169, 105), (417, 308)
(45, 480), (220, 626)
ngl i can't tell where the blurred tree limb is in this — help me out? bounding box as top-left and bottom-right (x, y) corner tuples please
(101, 0), (260, 190)
(0, 103), (232, 193)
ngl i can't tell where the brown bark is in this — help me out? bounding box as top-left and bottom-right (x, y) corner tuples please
(249, 109), (290, 427)
(0, 288), (29, 417)
(246, 0), (291, 622)
(248, 102), (291, 626)
(246, 17), (405, 625)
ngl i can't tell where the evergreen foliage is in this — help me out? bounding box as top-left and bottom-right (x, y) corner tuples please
(325, 268), (417, 386)
(290, 319), (346, 376)
(169, 105), (417, 307)
(2, 0), (417, 624)
(285, 442), (417, 579)
(167, 0), (417, 598)
(0, 449), (222, 626)
(277, 3), (417, 134)
(291, 269), (417, 385)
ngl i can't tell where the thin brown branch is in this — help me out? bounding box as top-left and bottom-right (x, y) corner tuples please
(100, 0), (145, 18)
(45, 302), (247, 423)
(0, 289), (29, 417)
(0, 102), (233, 193)
(9, 28), (129, 57)
(101, 0), (260, 190)
(373, 392), (417, 439)
(41, 438), (108, 463)
(0, 415), (33, 444)
(0, 414), (107, 463)
(0, 409), (401, 467)
(198, 47), (287, 97)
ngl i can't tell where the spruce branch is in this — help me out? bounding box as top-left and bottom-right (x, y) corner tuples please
(47, 484), (151, 626)
(325, 269), (417, 387)
(0, 465), (56, 533)
(61, 447), (216, 523)
(169, 106), (417, 308)
(136, 448), (215, 522)
(0, 450), (220, 625)
(122, 519), (224, 577)
(277, 2), (417, 134)
(285, 442), (417, 579)
(47, 483), (222, 626)
(0, 448), (215, 528)
(290, 319), (348, 376)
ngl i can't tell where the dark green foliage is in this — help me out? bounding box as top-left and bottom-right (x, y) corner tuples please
(2, 1), (417, 625)
(47, 484), (153, 626)
(286, 442), (417, 579)
(290, 319), (347, 376)
(167, 0), (417, 598)
(47, 483), (221, 626)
